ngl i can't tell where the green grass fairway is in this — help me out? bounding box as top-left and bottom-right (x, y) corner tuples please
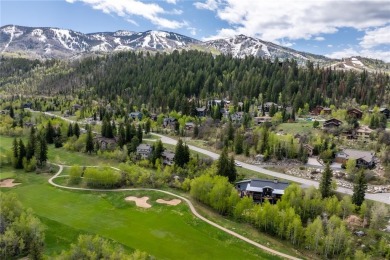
(1, 172), (280, 259)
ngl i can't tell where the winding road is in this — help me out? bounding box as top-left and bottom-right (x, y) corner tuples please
(49, 164), (301, 260)
(35, 110), (390, 205)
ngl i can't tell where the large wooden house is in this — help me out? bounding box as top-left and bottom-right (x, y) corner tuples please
(235, 179), (290, 204)
(335, 149), (375, 168)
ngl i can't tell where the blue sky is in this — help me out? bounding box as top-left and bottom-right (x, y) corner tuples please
(1, 0), (390, 61)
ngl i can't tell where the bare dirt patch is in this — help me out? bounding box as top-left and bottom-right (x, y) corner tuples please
(156, 199), (182, 206)
(0, 179), (21, 188)
(125, 196), (151, 208)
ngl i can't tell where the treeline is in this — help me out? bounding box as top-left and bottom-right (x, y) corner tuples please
(1, 51), (389, 111)
(187, 167), (390, 259)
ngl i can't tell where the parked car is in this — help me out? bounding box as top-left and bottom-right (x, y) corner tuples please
(234, 162), (242, 167)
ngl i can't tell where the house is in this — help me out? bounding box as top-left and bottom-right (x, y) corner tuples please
(72, 104), (82, 110)
(163, 117), (177, 128)
(253, 116), (272, 126)
(196, 107), (206, 117)
(162, 150), (175, 165)
(0, 110), (9, 115)
(347, 108), (363, 119)
(150, 113), (158, 121)
(356, 126), (373, 140)
(94, 136), (117, 150)
(231, 112), (244, 124)
(379, 108), (390, 119)
(310, 106), (324, 115)
(303, 144), (314, 156)
(323, 118), (342, 129)
(129, 112), (142, 120)
(136, 144), (153, 159)
(322, 107), (332, 115)
(335, 149), (375, 168)
(263, 102), (278, 113)
(235, 179), (290, 203)
(310, 106), (332, 115)
(185, 122), (195, 131)
(22, 102), (32, 109)
(24, 122), (36, 128)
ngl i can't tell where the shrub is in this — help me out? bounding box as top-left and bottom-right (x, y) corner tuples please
(69, 165), (83, 185)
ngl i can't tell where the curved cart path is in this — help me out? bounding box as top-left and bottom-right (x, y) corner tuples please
(49, 164), (301, 260)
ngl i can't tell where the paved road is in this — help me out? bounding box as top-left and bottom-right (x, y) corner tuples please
(152, 133), (390, 205)
(49, 164), (300, 260)
(33, 110), (390, 205)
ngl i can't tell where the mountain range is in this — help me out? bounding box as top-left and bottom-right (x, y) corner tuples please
(1, 25), (388, 71)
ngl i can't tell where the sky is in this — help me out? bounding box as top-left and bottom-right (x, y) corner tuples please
(1, 0), (390, 61)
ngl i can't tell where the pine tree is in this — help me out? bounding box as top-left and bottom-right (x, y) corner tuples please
(67, 123), (73, 137)
(111, 120), (116, 137)
(228, 156), (237, 182)
(352, 170), (367, 207)
(9, 105), (14, 118)
(193, 124), (199, 138)
(320, 163), (333, 198)
(137, 124), (143, 143)
(16, 139), (26, 169)
(45, 121), (55, 144)
(125, 122), (132, 143)
(74, 123), (80, 138)
(234, 131), (244, 154)
(54, 127), (63, 148)
(12, 138), (18, 168)
(152, 140), (164, 165)
(145, 119), (151, 134)
(174, 139), (185, 167)
(26, 127), (36, 160)
(36, 135), (48, 167)
(85, 127), (94, 154)
(117, 123), (126, 148)
(217, 148), (236, 182)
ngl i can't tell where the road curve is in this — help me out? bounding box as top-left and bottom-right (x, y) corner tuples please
(33, 109), (389, 205)
(152, 133), (390, 205)
(49, 164), (301, 260)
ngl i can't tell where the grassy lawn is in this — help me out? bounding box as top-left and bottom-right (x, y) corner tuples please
(1, 172), (280, 259)
(275, 122), (320, 135)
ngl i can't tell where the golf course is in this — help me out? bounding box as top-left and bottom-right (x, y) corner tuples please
(0, 135), (294, 259)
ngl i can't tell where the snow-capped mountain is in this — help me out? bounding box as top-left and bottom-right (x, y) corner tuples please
(0, 25), (200, 59)
(203, 34), (332, 65)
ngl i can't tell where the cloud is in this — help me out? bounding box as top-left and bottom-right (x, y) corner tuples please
(126, 18), (139, 26)
(66, 0), (186, 29)
(327, 44), (333, 48)
(187, 27), (198, 36)
(314, 36), (325, 41)
(166, 0), (177, 4)
(360, 25), (390, 48)
(327, 47), (390, 62)
(194, 0), (219, 11)
(199, 0), (390, 42)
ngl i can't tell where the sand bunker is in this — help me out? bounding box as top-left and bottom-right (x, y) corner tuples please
(125, 196), (151, 208)
(0, 179), (21, 188)
(156, 199), (182, 206)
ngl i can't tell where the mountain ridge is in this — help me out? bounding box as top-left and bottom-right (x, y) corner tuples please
(1, 24), (388, 71)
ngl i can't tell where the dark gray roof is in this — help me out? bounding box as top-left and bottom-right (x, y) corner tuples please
(236, 179), (289, 190)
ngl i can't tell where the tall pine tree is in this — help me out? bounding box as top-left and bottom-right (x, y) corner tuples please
(319, 163), (333, 198)
(85, 127), (94, 154)
(26, 127), (36, 160)
(352, 170), (367, 207)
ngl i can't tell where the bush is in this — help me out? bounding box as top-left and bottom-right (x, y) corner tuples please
(23, 156), (37, 172)
(84, 167), (121, 188)
(69, 165), (83, 185)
